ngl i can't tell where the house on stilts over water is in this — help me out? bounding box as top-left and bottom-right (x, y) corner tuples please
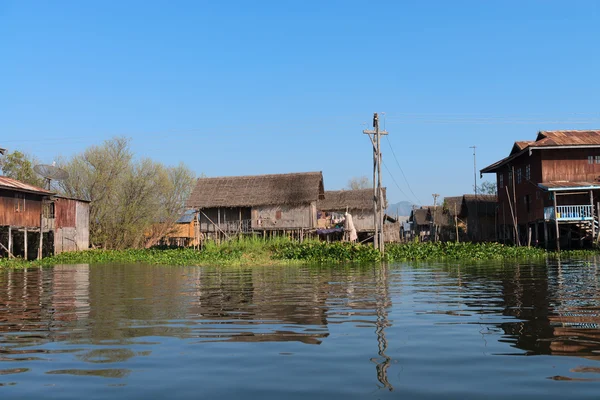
(317, 188), (400, 242)
(0, 176), (90, 259)
(481, 130), (600, 249)
(186, 171), (325, 240)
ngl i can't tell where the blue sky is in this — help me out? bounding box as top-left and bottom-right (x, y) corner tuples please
(1, 1), (599, 205)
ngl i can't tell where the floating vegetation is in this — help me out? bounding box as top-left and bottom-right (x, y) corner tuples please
(1, 238), (600, 269)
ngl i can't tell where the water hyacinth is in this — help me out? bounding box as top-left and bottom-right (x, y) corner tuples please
(1, 238), (600, 269)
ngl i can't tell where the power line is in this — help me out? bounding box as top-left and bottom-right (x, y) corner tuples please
(384, 136), (422, 205)
(381, 160), (411, 202)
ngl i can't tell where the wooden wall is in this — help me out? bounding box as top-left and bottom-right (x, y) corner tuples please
(0, 189), (44, 228)
(542, 148), (600, 183)
(54, 201), (90, 254)
(252, 203), (315, 229)
(55, 198), (77, 228)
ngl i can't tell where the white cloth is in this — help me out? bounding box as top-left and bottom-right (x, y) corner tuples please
(344, 212), (358, 242)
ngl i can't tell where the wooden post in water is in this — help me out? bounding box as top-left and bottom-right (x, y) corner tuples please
(544, 221), (548, 250)
(553, 193), (560, 251)
(24, 228), (28, 260)
(7, 226), (12, 259)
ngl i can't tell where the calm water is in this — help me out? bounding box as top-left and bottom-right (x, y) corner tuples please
(1, 261), (600, 399)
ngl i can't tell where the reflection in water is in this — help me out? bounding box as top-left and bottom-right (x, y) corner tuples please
(1, 261), (600, 398)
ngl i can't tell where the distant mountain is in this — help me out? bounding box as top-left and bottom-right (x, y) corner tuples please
(386, 201), (414, 217)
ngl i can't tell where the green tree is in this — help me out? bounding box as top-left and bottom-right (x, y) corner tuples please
(57, 137), (196, 249)
(475, 181), (497, 195)
(0, 150), (46, 188)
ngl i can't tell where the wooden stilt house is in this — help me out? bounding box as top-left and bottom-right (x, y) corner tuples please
(0, 176), (90, 258)
(186, 172), (325, 238)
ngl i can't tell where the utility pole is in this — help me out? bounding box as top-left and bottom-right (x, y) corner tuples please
(469, 146), (477, 195)
(432, 193), (439, 242)
(363, 112), (388, 253)
(470, 145), (479, 240)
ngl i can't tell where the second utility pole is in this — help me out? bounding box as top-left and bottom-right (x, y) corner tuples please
(363, 112), (388, 253)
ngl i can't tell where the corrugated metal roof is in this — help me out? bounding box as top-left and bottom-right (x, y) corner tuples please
(176, 209), (196, 223)
(534, 131), (600, 147)
(0, 176), (53, 195)
(539, 181), (600, 191)
(482, 131), (600, 174)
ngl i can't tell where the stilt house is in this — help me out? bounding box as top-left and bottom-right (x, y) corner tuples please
(186, 172), (325, 237)
(481, 130), (600, 249)
(0, 176), (90, 258)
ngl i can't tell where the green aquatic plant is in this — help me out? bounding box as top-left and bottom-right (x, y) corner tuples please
(1, 239), (600, 269)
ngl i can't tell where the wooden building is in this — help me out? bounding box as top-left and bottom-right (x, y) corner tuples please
(316, 188), (399, 242)
(53, 196), (91, 254)
(186, 172), (325, 238)
(481, 130), (600, 249)
(317, 188), (386, 232)
(159, 209), (200, 247)
(461, 194), (498, 242)
(0, 176), (90, 258)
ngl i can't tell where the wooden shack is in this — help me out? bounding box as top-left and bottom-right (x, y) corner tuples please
(0, 176), (54, 258)
(159, 209), (199, 247)
(186, 172), (325, 238)
(316, 188), (398, 242)
(53, 196), (91, 254)
(0, 177), (90, 258)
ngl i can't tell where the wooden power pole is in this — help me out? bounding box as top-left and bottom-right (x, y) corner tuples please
(363, 112), (388, 253)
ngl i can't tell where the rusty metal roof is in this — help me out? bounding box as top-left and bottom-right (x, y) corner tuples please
(534, 131), (600, 147)
(0, 176), (53, 195)
(482, 131), (600, 174)
(538, 181), (600, 191)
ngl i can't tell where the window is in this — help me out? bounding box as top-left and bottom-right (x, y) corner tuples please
(14, 193), (25, 213)
(590, 156), (594, 164)
(275, 210), (282, 220)
(508, 171), (513, 185)
(525, 165), (530, 181)
(516, 168), (522, 184)
(595, 155), (600, 164)
(499, 174), (504, 189)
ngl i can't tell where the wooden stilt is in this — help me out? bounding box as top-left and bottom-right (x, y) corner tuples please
(554, 193), (560, 251)
(8, 226), (12, 259)
(544, 221), (548, 250)
(527, 225), (532, 248)
(24, 228), (28, 260)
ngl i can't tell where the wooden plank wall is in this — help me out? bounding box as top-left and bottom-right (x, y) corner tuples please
(0, 190), (43, 227)
(55, 198), (77, 228)
(75, 201), (90, 251)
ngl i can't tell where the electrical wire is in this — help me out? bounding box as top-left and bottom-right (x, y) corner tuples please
(384, 135), (422, 205)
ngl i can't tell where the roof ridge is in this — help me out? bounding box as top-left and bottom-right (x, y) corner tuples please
(195, 171), (323, 180)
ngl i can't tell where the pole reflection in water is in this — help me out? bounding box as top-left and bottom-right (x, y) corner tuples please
(370, 264), (393, 391)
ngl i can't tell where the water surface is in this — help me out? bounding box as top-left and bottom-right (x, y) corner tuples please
(1, 260), (600, 399)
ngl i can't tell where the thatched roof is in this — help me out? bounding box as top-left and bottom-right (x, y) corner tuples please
(186, 171), (325, 208)
(462, 194), (498, 217)
(443, 196), (464, 217)
(318, 188), (386, 212)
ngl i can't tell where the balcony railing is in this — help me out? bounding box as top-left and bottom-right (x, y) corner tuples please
(544, 205), (593, 221)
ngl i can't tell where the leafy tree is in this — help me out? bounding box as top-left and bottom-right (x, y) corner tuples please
(347, 176), (372, 190)
(0, 150), (46, 188)
(475, 181), (497, 195)
(57, 137), (196, 249)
